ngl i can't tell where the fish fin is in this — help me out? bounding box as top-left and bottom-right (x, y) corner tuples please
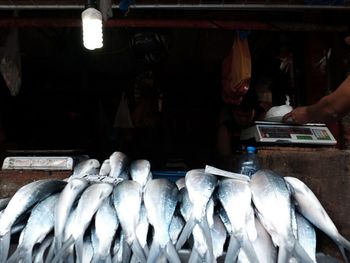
(0, 231), (11, 263)
(200, 216), (214, 263)
(176, 213), (196, 250)
(51, 236), (74, 263)
(147, 241), (161, 263)
(188, 248), (201, 263)
(131, 239), (147, 263)
(165, 241), (181, 263)
(336, 234), (350, 263)
(240, 231), (259, 263)
(224, 235), (240, 263)
(74, 236), (84, 263)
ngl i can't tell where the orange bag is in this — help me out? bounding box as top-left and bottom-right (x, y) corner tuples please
(222, 32), (251, 105)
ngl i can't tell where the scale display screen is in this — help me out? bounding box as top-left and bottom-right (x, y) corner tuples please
(240, 123), (337, 145)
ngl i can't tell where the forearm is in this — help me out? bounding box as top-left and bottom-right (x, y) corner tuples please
(306, 95), (338, 123)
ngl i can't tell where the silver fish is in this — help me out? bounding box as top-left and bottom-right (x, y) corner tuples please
(219, 207), (232, 234)
(187, 198), (215, 263)
(251, 170), (313, 263)
(60, 208), (77, 263)
(0, 198), (10, 211)
(7, 193), (59, 263)
(82, 236), (94, 263)
(0, 179), (66, 263)
(135, 204), (150, 257)
(284, 176), (350, 261)
(91, 197), (119, 263)
(144, 179), (181, 263)
(72, 159), (100, 177)
(295, 213), (316, 263)
(113, 180), (146, 263)
(53, 183), (113, 263)
(109, 151), (128, 180)
(179, 186), (214, 258)
(99, 159), (111, 177)
(211, 215), (227, 261)
(169, 214), (185, 245)
(112, 232), (131, 263)
(237, 216), (277, 263)
(47, 178), (89, 263)
(218, 178), (258, 263)
(176, 169), (217, 263)
(33, 234), (53, 263)
(130, 160), (152, 190)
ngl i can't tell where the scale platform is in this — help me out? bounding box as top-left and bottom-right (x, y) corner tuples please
(240, 121), (337, 145)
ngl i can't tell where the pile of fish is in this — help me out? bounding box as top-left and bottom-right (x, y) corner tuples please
(0, 151), (349, 263)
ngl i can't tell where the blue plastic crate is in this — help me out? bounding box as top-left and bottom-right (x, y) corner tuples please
(152, 170), (186, 182)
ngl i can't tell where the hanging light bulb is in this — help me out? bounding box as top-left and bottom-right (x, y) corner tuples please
(82, 0), (103, 50)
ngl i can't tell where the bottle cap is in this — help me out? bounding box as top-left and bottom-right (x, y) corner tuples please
(246, 146), (256, 153)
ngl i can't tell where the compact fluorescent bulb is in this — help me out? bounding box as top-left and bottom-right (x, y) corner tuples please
(82, 7), (103, 50)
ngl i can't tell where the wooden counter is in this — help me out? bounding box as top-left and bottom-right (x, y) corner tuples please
(258, 147), (350, 260)
(0, 170), (71, 198)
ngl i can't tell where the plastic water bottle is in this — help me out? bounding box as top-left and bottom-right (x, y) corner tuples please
(238, 146), (260, 177)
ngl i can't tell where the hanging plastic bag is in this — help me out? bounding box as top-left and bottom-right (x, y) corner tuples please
(0, 28), (21, 96)
(113, 92), (134, 128)
(222, 31), (251, 105)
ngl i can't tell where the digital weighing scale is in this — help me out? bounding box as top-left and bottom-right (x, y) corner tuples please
(240, 121), (337, 145)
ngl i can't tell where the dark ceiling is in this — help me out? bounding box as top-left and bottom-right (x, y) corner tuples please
(0, 0), (349, 32)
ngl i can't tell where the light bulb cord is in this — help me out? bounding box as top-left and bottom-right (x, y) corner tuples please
(85, 0), (98, 9)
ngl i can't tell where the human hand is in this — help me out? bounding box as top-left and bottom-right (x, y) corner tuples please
(282, 106), (311, 124)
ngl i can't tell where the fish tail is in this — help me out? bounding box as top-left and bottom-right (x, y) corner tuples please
(224, 235), (240, 263)
(74, 236), (84, 263)
(51, 236), (74, 263)
(0, 231), (11, 263)
(146, 241), (161, 263)
(132, 238), (147, 263)
(176, 213), (196, 250)
(240, 231), (259, 263)
(165, 241), (181, 263)
(200, 215), (214, 263)
(336, 234), (350, 263)
(188, 248), (201, 263)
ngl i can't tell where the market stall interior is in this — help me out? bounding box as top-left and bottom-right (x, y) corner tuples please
(0, 4), (350, 169)
(0, 1), (350, 261)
